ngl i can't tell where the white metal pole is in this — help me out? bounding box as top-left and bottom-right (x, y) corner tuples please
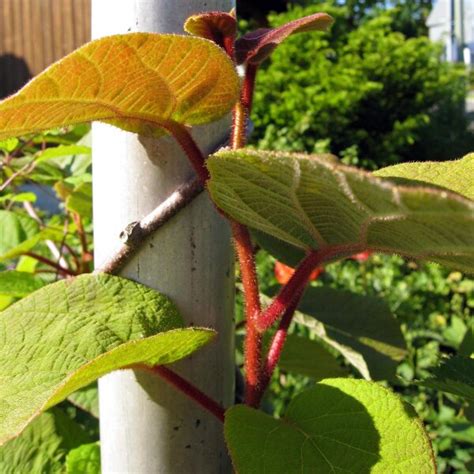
(91, 1), (235, 472)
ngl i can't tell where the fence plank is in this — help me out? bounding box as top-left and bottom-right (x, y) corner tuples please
(0, 0), (91, 97)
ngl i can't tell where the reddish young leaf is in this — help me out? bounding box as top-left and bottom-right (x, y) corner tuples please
(184, 10), (237, 49)
(274, 261), (323, 285)
(235, 12), (333, 65)
(0, 33), (239, 141)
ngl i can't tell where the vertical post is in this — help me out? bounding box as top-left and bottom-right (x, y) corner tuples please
(91, 1), (235, 473)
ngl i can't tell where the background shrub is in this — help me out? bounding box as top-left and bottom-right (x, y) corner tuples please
(251, 3), (474, 168)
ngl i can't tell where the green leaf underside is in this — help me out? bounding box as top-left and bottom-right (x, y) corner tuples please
(374, 154), (474, 201)
(0, 34), (239, 140)
(0, 409), (91, 474)
(0, 271), (45, 297)
(278, 334), (348, 379)
(0, 273), (215, 445)
(67, 384), (99, 418)
(66, 443), (100, 474)
(420, 356), (474, 401)
(293, 287), (406, 380)
(207, 150), (474, 273)
(225, 379), (435, 473)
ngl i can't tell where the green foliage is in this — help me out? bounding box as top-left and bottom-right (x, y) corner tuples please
(421, 357), (474, 401)
(0, 409), (91, 474)
(208, 149), (474, 272)
(225, 379), (435, 472)
(252, 4), (473, 168)
(65, 442), (100, 474)
(0, 273), (214, 444)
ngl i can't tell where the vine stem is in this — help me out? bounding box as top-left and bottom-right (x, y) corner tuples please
(256, 245), (364, 332)
(24, 252), (77, 277)
(254, 288), (304, 406)
(242, 63), (258, 112)
(165, 122), (209, 183)
(138, 364), (225, 423)
(231, 220), (262, 407)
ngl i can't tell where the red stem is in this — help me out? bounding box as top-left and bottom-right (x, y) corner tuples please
(242, 63), (258, 113)
(257, 245), (365, 332)
(24, 252), (77, 277)
(256, 250), (323, 332)
(254, 289), (305, 406)
(142, 365), (225, 423)
(231, 221), (262, 407)
(228, 62), (265, 406)
(165, 122), (209, 183)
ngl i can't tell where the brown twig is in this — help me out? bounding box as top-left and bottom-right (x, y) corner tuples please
(95, 176), (203, 275)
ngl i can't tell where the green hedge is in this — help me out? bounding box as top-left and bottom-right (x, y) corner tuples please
(251, 4), (474, 168)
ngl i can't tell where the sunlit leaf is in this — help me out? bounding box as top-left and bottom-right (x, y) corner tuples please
(235, 12), (333, 64)
(0, 273), (215, 444)
(0, 34), (239, 140)
(66, 442), (100, 474)
(0, 211), (39, 257)
(0, 271), (45, 297)
(225, 379), (435, 473)
(207, 149), (474, 273)
(66, 182), (92, 218)
(374, 154), (474, 201)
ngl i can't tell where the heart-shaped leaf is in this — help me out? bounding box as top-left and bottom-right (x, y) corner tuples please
(225, 379), (435, 473)
(184, 11), (237, 47)
(207, 149), (474, 273)
(374, 153), (474, 200)
(420, 356), (474, 401)
(235, 13), (333, 64)
(0, 273), (215, 445)
(0, 34), (239, 140)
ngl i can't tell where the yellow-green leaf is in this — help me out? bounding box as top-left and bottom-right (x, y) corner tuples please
(207, 149), (474, 273)
(0, 273), (215, 445)
(374, 154), (474, 201)
(0, 34), (239, 140)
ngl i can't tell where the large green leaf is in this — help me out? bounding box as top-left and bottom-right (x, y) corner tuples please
(66, 442), (100, 474)
(0, 34), (239, 140)
(0, 211), (39, 256)
(0, 271), (45, 297)
(207, 149), (474, 272)
(292, 287), (406, 380)
(0, 273), (215, 444)
(225, 379), (435, 473)
(374, 154), (474, 201)
(0, 408), (91, 474)
(420, 356), (474, 401)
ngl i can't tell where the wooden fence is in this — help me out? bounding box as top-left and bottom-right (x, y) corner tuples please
(0, 0), (91, 97)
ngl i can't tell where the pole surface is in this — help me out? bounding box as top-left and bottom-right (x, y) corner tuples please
(91, 1), (235, 472)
